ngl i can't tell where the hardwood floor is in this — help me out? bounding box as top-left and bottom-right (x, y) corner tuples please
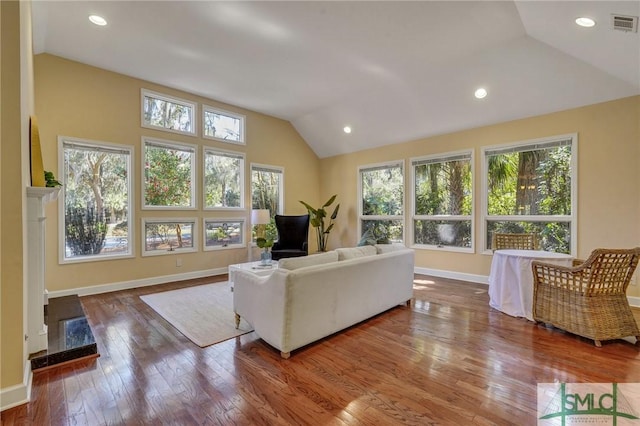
(3, 274), (640, 425)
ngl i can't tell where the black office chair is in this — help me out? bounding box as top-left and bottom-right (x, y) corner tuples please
(271, 214), (310, 260)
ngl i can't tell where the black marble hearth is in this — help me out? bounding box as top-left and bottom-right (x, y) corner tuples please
(30, 295), (98, 370)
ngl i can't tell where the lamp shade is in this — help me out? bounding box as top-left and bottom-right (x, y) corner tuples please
(251, 209), (270, 225)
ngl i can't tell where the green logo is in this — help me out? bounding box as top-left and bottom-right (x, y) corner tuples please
(539, 383), (639, 425)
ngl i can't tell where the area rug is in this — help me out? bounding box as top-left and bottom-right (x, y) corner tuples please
(140, 281), (253, 347)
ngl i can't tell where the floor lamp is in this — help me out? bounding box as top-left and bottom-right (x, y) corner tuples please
(250, 209), (270, 261)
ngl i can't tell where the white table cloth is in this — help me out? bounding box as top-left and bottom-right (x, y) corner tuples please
(488, 249), (573, 321)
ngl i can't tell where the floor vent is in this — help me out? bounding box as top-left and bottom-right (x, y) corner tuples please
(611, 14), (638, 32)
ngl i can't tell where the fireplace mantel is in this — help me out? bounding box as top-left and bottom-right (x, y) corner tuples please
(27, 186), (59, 355)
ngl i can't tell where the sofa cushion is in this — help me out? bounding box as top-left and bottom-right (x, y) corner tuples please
(278, 250), (339, 270)
(335, 245), (377, 261)
(374, 243), (407, 254)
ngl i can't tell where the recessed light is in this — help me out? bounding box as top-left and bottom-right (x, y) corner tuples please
(575, 17), (596, 28)
(89, 15), (108, 26)
(343, 126), (352, 134)
(474, 88), (487, 99)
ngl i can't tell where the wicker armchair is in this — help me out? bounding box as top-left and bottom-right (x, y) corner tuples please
(492, 233), (540, 251)
(532, 247), (640, 347)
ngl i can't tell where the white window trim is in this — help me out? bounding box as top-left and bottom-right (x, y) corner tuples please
(141, 217), (198, 256)
(481, 133), (578, 255)
(203, 147), (245, 211)
(203, 217), (246, 251)
(58, 136), (135, 264)
(409, 150), (474, 254)
(142, 136), (198, 210)
(250, 163), (285, 215)
(202, 105), (246, 145)
(357, 160), (405, 243)
(141, 89), (197, 137)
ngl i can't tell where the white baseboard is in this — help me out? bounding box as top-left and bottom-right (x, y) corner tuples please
(1, 362), (32, 412)
(414, 266), (489, 285)
(47, 267), (228, 299)
(628, 296), (640, 308)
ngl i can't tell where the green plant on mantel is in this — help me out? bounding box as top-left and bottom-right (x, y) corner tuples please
(300, 194), (340, 252)
(44, 170), (61, 187)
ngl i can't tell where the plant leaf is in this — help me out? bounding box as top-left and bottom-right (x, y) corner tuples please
(330, 204), (340, 220)
(322, 194), (337, 208)
(299, 200), (317, 214)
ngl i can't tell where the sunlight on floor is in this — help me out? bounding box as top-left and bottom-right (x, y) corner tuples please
(413, 279), (435, 290)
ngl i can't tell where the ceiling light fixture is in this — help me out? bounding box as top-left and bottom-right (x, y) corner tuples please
(575, 17), (596, 28)
(89, 15), (108, 26)
(474, 88), (487, 99)
(343, 126), (352, 134)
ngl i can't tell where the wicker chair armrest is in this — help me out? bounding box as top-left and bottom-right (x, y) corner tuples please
(531, 260), (588, 293)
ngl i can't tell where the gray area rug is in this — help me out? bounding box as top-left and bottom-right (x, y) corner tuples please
(140, 281), (253, 347)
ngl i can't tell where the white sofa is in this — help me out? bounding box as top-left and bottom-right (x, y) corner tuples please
(233, 245), (415, 358)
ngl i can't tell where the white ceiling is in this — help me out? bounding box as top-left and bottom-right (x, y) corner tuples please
(31, 1), (640, 158)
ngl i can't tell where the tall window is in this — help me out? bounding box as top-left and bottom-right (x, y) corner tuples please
(359, 161), (404, 242)
(59, 137), (133, 263)
(204, 149), (244, 209)
(483, 134), (576, 253)
(143, 138), (196, 209)
(141, 89), (196, 136)
(412, 151), (473, 251)
(203, 105), (245, 145)
(251, 164), (283, 241)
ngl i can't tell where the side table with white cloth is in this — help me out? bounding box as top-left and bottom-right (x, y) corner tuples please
(488, 249), (573, 321)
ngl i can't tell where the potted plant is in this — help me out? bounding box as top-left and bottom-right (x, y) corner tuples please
(300, 194), (340, 252)
(256, 237), (274, 265)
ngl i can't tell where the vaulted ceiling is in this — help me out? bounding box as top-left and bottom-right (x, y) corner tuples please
(32, 1), (640, 158)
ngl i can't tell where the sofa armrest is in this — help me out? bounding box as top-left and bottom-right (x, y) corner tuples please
(232, 269), (287, 350)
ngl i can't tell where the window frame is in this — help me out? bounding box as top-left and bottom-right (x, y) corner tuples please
(203, 147), (245, 211)
(142, 137), (197, 210)
(141, 217), (198, 256)
(203, 217), (246, 251)
(357, 160), (405, 243)
(410, 150), (474, 253)
(141, 89), (197, 137)
(202, 105), (246, 145)
(58, 136), (135, 264)
(481, 133), (578, 255)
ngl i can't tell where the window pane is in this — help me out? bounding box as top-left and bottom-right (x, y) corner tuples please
(204, 151), (243, 208)
(204, 109), (243, 142)
(251, 166), (282, 242)
(205, 220), (243, 248)
(63, 142), (131, 260)
(143, 92), (194, 134)
(144, 142), (194, 207)
(361, 165), (403, 216)
(414, 219), (471, 248)
(251, 167), (282, 216)
(361, 219), (403, 243)
(487, 145), (572, 216)
(144, 221), (194, 252)
(487, 221), (571, 253)
(415, 159), (471, 215)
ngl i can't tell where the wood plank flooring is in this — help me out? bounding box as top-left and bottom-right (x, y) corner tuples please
(3, 274), (640, 425)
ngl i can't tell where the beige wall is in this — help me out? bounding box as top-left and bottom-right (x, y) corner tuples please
(321, 96), (640, 295)
(34, 54), (320, 293)
(1, 0), (28, 392)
